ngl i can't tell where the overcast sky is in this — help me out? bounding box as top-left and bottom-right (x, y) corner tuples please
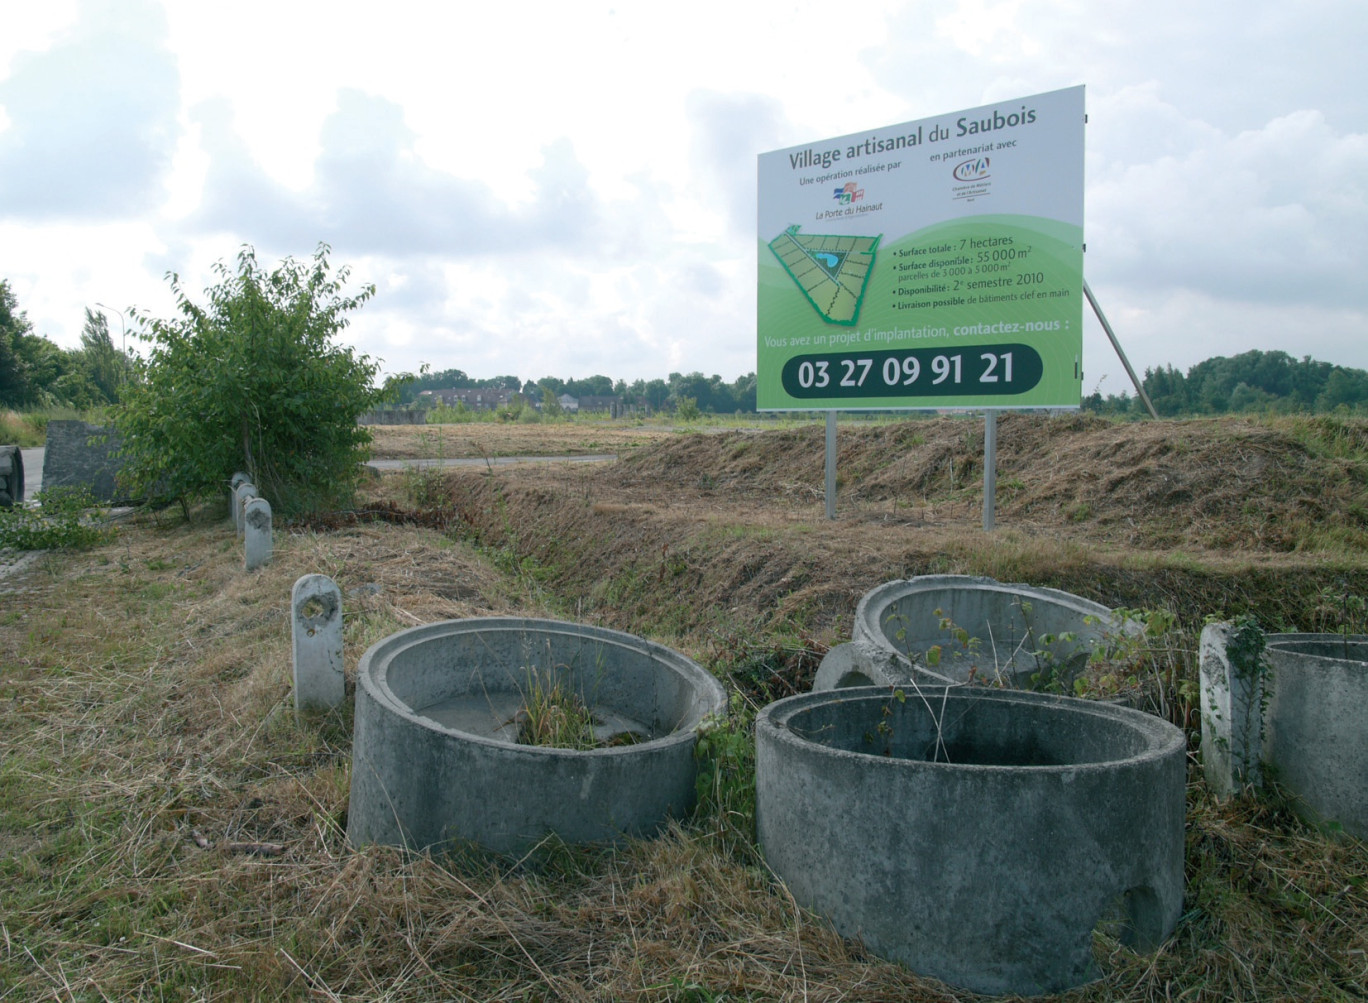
(2, 0), (1364, 399)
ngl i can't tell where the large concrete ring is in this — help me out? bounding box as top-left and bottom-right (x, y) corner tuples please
(756, 686), (1186, 996)
(814, 574), (1133, 690)
(347, 617), (727, 855)
(0, 445), (23, 507)
(1263, 633), (1368, 840)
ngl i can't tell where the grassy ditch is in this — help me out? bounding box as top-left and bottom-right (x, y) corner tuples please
(2, 414), (1367, 1000)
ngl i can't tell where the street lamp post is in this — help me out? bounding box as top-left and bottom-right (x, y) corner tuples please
(94, 302), (127, 384)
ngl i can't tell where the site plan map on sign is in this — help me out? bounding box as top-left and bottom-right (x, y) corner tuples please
(767, 225), (881, 326)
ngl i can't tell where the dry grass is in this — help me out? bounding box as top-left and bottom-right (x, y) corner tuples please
(364, 421), (675, 462)
(2, 413), (1367, 1000)
(1, 410), (46, 448)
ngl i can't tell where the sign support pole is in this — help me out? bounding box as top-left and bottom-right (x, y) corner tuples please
(983, 410), (997, 532)
(1083, 279), (1159, 419)
(825, 411), (837, 520)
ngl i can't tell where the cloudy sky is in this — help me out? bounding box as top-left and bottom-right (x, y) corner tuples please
(1, 0), (1364, 400)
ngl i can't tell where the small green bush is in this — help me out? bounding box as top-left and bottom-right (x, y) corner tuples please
(0, 486), (109, 551)
(112, 244), (386, 516)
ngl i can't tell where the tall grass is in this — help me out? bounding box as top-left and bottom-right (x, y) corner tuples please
(1, 405), (110, 446)
(1, 408), (50, 446)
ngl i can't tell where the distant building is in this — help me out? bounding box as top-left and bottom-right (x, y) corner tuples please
(419, 387), (516, 410)
(555, 394), (627, 416)
(576, 395), (621, 413)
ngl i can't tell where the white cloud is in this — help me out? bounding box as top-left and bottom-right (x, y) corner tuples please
(1, 0), (1366, 392)
(0, 0), (179, 219)
(1089, 109), (1368, 308)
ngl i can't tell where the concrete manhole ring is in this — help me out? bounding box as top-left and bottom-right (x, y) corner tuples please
(347, 617), (727, 855)
(1263, 633), (1368, 840)
(756, 686), (1186, 995)
(815, 574), (1137, 691)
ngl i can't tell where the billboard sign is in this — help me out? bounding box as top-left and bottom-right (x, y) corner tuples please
(757, 86), (1085, 410)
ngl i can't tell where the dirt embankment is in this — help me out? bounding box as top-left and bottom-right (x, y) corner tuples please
(373, 414), (1368, 647)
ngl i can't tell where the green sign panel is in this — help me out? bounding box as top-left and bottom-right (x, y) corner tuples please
(758, 86), (1085, 410)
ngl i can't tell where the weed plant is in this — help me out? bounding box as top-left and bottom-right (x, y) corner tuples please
(398, 430), (454, 510)
(692, 692), (758, 862)
(515, 668), (600, 749)
(1313, 584), (1368, 650)
(0, 485), (110, 551)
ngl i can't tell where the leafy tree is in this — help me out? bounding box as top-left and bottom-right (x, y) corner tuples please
(1228, 381), (1276, 413)
(1316, 368), (1368, 412)
(0, 280), (35, 407)
(496, 392), (528, 422)
(536, 376), (566, 397)
(392, 366), (471, 403)
(0, 283), (116, 409)
(1142, 364), (1190, 417)
(79, 308), (131, 403)
(730, 372), (758, 413)
(671, 371), (713, 412)
(641, 379), (669, 412)
(540, 385), (563, 417)
(564, 374), (613, 397)
(14, 332), (72, 402)
(113, 244), (384, 516)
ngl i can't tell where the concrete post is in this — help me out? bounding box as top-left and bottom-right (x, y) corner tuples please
(244, 497), (273, 571)
(1199, 622), (1264, 798)
(229, 472), (251, 523)
(292, 574), (345, 715)
(234, 482), (258, 537)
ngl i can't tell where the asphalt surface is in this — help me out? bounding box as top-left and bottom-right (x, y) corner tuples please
(364, 454), (615, 472)
(20, 447), (43, 500)
(1, 449), (43, 590)
(1, 449), (611, 590)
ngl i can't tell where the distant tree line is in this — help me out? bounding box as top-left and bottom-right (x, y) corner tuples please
(393, 368), (758, 415)
(1085, 350), (1368, 417)
(1, 281), (132, 409)
(5, 276), (1363, 420)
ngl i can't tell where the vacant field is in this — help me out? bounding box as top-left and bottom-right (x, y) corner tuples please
(364, 420), (677, 461)
(2, 413), (1366, 1000)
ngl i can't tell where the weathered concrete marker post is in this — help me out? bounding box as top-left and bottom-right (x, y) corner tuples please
(229, 472), (250, 524)
(291, 574), (345, 716)
(244, 497), (273, 571)
(234, 482), (258, 538)
(1198, 621), (1265, 798)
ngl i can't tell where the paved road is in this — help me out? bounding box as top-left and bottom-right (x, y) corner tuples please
(364, 454), (615, 472)
(20, 447), (43, 502)
(1, 449), (44, 589)
(14, 448), (611, 500)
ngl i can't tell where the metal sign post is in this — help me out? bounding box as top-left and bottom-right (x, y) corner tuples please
(1084, 279), (1159, 419)
(825, 411), (837, 519)
(983, 410), (997, 531)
